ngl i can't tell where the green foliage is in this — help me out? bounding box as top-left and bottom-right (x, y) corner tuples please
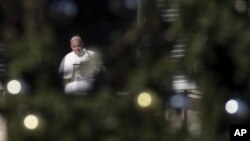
(1, 0), (250, 141)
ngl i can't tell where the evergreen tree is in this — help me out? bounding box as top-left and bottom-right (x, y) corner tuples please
(0, 0), (249, 141)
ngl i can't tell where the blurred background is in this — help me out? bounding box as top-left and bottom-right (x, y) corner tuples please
(0, 0), (250, 141)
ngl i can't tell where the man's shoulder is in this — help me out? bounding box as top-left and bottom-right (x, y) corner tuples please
(65, 51), (75, 58)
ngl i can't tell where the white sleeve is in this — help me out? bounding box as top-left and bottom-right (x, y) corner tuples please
(59, 55), (74, 79)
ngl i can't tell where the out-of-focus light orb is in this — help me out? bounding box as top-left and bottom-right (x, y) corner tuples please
(108, 0), (137, 19)
(24, 114), (39, 130)
(51, 0), (78, 17)
(170, 94), (188, 109)
(137, 92), (152, 107)
(124, 0), (137, 10)
(235, 0), (247, 13)
(7, 80), (22, 95)
(50, 0), (78, 25)
(225, 99), (239, 114)
(108, 0), (137, 10)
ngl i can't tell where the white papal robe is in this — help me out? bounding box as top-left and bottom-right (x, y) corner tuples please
(59, 48), (96, 94)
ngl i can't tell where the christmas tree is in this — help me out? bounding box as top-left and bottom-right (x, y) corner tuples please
(0, 0), (249, 141)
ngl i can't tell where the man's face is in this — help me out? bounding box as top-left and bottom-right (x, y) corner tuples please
(71, 39), (83, 56)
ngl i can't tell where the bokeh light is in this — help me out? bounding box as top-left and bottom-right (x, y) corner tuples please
(24, 114), (39, 130)
(6, 79), (22, 95)
(50, 0), (78, 25)
(170, 94), (189, 109)
(108, 0), (137, 19)
(234, 0), (247, 13)
(225, 98), (249, 119)
(137, 92), (152, 107)
(225, 99), (239, 114)
(124, 0), (137, 10)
